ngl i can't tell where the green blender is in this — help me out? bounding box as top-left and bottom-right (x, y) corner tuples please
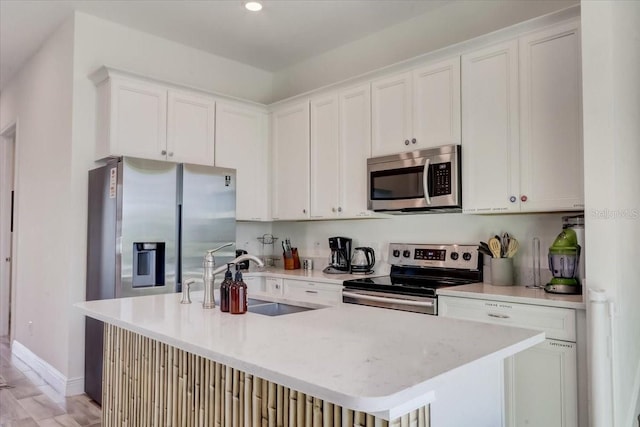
(544, 228), (582, 294)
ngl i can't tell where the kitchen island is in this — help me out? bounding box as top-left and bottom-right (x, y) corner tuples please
(76, 291), (544, 427)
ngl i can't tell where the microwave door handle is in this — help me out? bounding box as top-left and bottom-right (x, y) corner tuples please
(423, 159), (431, 205)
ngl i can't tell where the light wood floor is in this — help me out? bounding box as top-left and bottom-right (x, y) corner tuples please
(0, 336), (102, 427)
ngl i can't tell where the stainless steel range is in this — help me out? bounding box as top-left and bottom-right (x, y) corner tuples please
(342, 243), (483, 315)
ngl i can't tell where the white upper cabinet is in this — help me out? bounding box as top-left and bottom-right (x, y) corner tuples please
(310, 94), (341, 218)
(308, 84), (372, 219)
(271, 100), (310, 220)
(97, 76), (168, 161)
(339, 84), (372, 217)
(92, 68), (216, 166)
(413, 58), (461, 149)
(167, 89), (216, 165)
(518, 21), (583, 212)
(372, 71), (413, 156)
(462, 20), (583, 214)
(371, 57), (461, 157)
(462, 40), (520, 214)
(215, 101), (270, 221)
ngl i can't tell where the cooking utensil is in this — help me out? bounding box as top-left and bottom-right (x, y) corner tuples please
(506, 238), (519, 258)
(502, 232), (510, 253)
(488, 238), (502, 258)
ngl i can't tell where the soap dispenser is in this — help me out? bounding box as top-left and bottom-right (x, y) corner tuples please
(219, 264), (233, 312)
(230, 265), (247, 315)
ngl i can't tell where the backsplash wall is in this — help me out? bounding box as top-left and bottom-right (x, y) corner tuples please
(238, 212), (580, 285)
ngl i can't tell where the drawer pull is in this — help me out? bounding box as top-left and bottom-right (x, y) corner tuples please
(305, 290), (318, 294)
(488, 313), (510, 319)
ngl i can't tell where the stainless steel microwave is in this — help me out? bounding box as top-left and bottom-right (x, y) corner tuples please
(367, 145), (462, 212)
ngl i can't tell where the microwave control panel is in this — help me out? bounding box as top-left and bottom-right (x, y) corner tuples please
(431, 163), (451, 196)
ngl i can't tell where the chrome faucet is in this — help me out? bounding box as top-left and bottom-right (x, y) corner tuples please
(201, 243), (264, 309)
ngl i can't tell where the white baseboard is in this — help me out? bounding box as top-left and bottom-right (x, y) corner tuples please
(11, 340), (84, 396)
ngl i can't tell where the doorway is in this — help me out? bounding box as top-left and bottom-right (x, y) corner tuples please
(0, 123), (16, 340)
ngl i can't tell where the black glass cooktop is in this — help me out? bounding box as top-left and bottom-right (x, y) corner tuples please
(343, 265), (482, 297)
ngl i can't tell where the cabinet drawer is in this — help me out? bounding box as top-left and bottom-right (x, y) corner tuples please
(439, 296), (576, 342)
(284, 279), (342, 306)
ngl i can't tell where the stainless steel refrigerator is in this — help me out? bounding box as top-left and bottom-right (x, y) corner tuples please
(84, 157), (236, 403)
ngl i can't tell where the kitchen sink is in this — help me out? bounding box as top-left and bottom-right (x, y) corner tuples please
(247, 298), (272, 306)
(247, 302), (317, 317)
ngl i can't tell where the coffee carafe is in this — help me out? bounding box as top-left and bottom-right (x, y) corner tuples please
(323, 237), (352, 274)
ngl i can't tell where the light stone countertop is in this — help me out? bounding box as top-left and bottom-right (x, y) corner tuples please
(75, 291), (543, 420)
(437, 283), (586, 309)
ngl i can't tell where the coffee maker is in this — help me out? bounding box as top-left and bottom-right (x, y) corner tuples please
(323, 237), (352, 274)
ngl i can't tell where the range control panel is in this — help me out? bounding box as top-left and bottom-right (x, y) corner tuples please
(388, 243), (480, 270)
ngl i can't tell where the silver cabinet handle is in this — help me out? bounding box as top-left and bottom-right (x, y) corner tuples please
(302, 209), (307, 214)
(404, 140), (410, 145)
(168, 152), (174, 157)
(411, 138), (417, 144)
(161, 150), (167, 155)
(487, 313), (510, 319)
(332, 207), (336, 212)
(305, 290), (318, 294)
(337, 207), (342, 212)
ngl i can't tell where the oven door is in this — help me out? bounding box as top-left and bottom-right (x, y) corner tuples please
(367, 145), (461, 212)
(342, 289), (437, 315)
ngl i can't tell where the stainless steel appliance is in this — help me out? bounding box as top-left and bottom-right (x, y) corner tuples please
(367, 144), (461, 212)
(350, 247), (375, 274)
(323, 236), (352, 274)
(343, 243), (482, 315)
(84, 157), (236, 403)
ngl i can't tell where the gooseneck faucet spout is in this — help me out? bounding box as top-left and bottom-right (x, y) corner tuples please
(202, 246), (264, 309)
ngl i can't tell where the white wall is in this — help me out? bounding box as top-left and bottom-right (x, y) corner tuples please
(272, 0), (578, 101)
(64, 12), (276, 383)
(272, 213), (568, 285)
(0, 18), (75, 379)
(581, 1), (640, 426)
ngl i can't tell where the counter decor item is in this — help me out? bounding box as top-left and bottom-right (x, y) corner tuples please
(282, 238), (301, 270)
(257, 234), (279, 267)
(481, 232), (519, 286)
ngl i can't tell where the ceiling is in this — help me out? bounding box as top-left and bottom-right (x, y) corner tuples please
(0, 0), (448, 89)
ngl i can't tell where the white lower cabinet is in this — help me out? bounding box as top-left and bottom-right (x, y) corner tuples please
(283, 279), (342, 306)
(439, 296), (578, 427)
(245, 276), (284, 298)
(505, 339), (577, 427)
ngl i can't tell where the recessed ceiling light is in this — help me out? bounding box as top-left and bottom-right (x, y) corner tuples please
(245, 1), (263, 12)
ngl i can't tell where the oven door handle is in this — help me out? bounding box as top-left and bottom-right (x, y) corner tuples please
(423, 158), (431, 205)
(342, 291), (435, 307)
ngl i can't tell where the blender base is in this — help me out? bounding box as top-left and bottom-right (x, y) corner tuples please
(544, 283), (582, 295)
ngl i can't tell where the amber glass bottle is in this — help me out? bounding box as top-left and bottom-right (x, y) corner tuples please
(230, 266), (247, 314)
(219, 264), (233, 313)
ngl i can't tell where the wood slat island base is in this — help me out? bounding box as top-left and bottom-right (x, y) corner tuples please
(103, 324), (430, 427)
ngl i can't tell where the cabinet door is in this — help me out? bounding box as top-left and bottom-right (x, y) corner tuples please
(215, 102), (270, 221)
(413, 57), (461, 149)
(310, 94), (340, 218)
(167, 90), (216, 165)
(505, 339), (578, 427)
(519, 21), (583, 212)
(339, 84), (371, 216)
(371, 72), (413, 156)
(462, 40), (520, 213)
(110, 78), (167, 161)
(271, 101), (310, 220)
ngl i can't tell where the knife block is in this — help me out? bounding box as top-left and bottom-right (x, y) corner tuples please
(283, 248), (300, 270)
